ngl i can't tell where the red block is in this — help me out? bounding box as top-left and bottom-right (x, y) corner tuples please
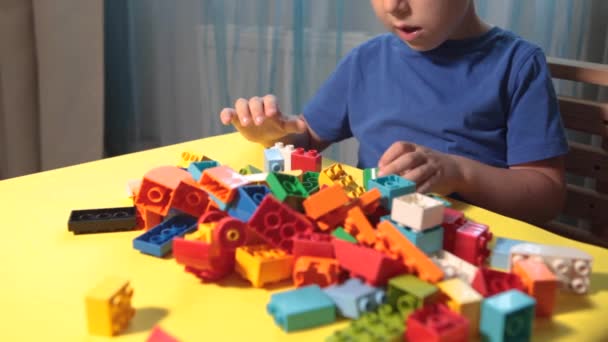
(406, 303), (469, 342)
(333, 238), (407, 287)
(441, 207), (466, 253)
(291, 148), (322, 172)
(293, 256), (342, 288)
(173, 238), (235, 282)
(292, 232), (335, 260)
(147, 326), (180, 342)
(169, 180), (210, 218)
(471, 267), (525, 297)
(136, 166), (193, 215)
(452, 220), (492, 266)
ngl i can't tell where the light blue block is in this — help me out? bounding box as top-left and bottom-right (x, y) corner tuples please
(208, 192), (229, 210)
(267, 285), (336, 332)
(187, 160), (219, 181)
(227, 185), (270, 222)
(490, 237), (527, 270)
(480, 290), (536, 342)
(380, 216), (443, 255)
(368, 174), (415, 210)
(323, 278), (386, 319)
(264, 148), (284, 172)
(133, 215), (197, 257)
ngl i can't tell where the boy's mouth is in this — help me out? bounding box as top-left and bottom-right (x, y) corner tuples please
(395, 25), (422, 42)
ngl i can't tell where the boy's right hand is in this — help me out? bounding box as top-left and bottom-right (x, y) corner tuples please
(220, 95), (307, 146)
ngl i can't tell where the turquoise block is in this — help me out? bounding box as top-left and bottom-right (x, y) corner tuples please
(187, 160), (219, 181)
(480, 290), (536, 342)
(490, 237), (527, 270)
(381, 216), (443, 255)
(368, 174), (415, 210)
(324, 278), (386, 319)
(267, 285), (336, 332)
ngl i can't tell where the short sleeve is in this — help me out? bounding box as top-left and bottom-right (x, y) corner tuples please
(302, 51), (356, 143)
(506, 49), (569, 165)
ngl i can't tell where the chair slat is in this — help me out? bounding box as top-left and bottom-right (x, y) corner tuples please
(562, 184), (608, 224)
(548, 57), (608, 86)
(546, 220), (608, 248)
(565, 142), (608, 182)
(558, 96), (608, 138)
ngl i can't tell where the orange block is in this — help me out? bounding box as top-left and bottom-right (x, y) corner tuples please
(199, 165), (249, 203)
(293, 256), (342, 288)
(376, 220), (444, 283)
(512, 258), (558, 316)
(344, 206), (377, 246)
(355, 188), (382, 215)
(136, 166), (194, 215)
(302, 185), (350, 220)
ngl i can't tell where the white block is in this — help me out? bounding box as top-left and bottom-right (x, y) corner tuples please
(431, 250), (478, 285)
(272, 142), (295, 171)
(391, 193), (445, 231)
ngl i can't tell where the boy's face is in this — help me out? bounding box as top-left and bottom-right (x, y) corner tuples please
(371, 0), (474, 51)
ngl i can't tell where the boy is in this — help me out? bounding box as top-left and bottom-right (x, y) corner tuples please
(219, 0), (568, 226)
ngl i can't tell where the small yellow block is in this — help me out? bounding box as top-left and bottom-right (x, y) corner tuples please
(85, 277), (135, 336)
(178, 151), (209, 168)
(437, 278), (482, 337)
(235, 245), (294, 287)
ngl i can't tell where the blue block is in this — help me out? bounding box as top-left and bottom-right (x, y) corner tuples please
(324, 278), (386, 319)
(133, 215), (197, 257)
(380, 216), (443, 255)
(267, 285), (336, 332)
(480, 290), (536, 342)
(490, 237), (527, 270)
(187, 160), (220, 181)
(227, 185), (270, 222)
(264, 148), (284, 173)
(368, 174), (415, 210)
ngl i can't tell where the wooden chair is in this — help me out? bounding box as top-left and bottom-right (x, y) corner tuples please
(546, 57), (608, 248)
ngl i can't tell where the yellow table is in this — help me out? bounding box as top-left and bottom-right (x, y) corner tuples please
(1, 133), (607, 341)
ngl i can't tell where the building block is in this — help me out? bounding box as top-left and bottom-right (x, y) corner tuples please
(68, 206), (137, 234)
(331, 227), (358, 244)
(173, 238), (235, 281)
(333, 238), (408, 287)
(436, 278), (483, 337)
(387, 274), (438, 320)
(453, 220), (492, 266)
(441, 207), (466, 253)
(381, 216), (444, 255)
(187, 160), (220, 181)
(327, 304), (403, 341)
(291, 147), (322, 172)
(509, 243), (592, 294)
(238, 164), (263, 175)
(235, 244), (294, 287)
(136, 166), (194, 215)
(375, 220), (444, 283)
(427, 193), (452, 207)
(390, 193), (444, 231)
(198, 165), (249, 204)
(293, 256), (342, 288)
(226, 185), (271, 222)
(512, 258), (558, 317)
(247, 195), (314, 252)
(472, 267), (525, 297)
(266, 172), (308, 210)
(336, 174), (366, 198)
(317, 163), (365, 198)
(406, 303), (469, 342)
(480, 289), (536, 342)
(430, 250), (478, 285)
(302, 184), (350, 221)
(126, 179), (141, 199)
(140, 207), (163, 230)
(133, 215), (198, 257)
(177, 151), (211, 168)
(301, 171), (320, 195)
(267, 285), (336, 332)
(264, 147), (284, 172)
(367, 174), (415, 210)
(292, 232), (335, 260)
(362, 167), (379, 191)
(271, 142), (295, 171)
(343, 206), (377, 246)
(490, 237), (528, 270)
(168, 180), (209, 218)
(146, 326), (180, 342)
(323, 278), (386, 319)
(85, 277), (135, 336)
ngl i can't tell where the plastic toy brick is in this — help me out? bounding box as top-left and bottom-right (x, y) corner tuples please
(168, 180), (210, 218)
(178, 151), (211, 168)
(136, 166), (194, 215)
(480, 289), (536, 342)
(471, 267), (525, 298)
(126, 179), (142, 199)
(292, 232), (335, 260)
(264, 147), (285, 172)
(509, 243), (592, 294)
(512, 258), (558, 317)
(327, 304), (403, 341)
(390, 193), (445, 231)
(355, 188), (383, 215)
(188, 160), (220, 181)
(430, 250), (478, 285)
(436, 278), (483, 337)
(267, 285), (336, 332)
(386, 274), (439, 319)
(247, 195), (314, 252)
(133, 215), (198, 257)
(323, 278), (386, 319)
(362, 167), (379, 190)
(375, 220), (444, 283)
(235, 244), (294, 287)
(318, 163), (348, 187)
(333, 238), (407, 287)
(427, 193), (452, 207)
(147, 326), (180, 342)
(343, 206), (377, 246)
(199, 165), (249, 204)
(293, 256), (341, 288)
(331, 226), (358, 244)
(336, 174), (366, 198)
(68, 206), (137, 234)
(380, 216), (443, 255)
(490, 237), (528, 270)
(85, 277), (135, 336)
(291, 147), (322, 172)
(238, 164), (262, 175)
(301, 171), (320, 195)
(406, 303), (469, 342)
(453, 220), (492, 266)
(241, 172), (269, 185)
(174, 238), (236, 281)
(226, 185), (271, 222)
(441, 207), (466, 253)
(266, 172), (308, 210)
(367, 174), (415, 210)
(140, 207), (163, 230)
(271, 142), (295, 171)
(302, 184), (350, 220)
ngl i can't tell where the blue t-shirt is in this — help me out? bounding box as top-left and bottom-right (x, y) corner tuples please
(303, 27), (568, 169)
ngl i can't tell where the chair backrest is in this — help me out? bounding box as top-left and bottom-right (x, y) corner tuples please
(546, 57), (608, 247)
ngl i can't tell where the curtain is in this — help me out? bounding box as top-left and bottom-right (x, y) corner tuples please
(0, 0), (104, 180)
(104, 0), (607, 165)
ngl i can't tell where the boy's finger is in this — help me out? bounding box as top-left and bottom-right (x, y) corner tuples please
(415, 171), (441, 194)
(249, 96), (265, 125)
(282, 116), (308, 134)
(220, 108), (236, 125)
(403, 163), (435, 188)
(378, 142), (416, 169)
(378, 152), (423, 178)
(263, 94), (280, 117)
(235, 98), (252, 126)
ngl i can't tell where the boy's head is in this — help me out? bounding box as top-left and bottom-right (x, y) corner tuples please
(371, 0), (486, 51)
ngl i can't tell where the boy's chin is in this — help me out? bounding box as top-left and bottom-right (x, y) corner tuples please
(401, 39), (442, 52)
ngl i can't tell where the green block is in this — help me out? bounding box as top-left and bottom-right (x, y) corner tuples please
(266, 172), (308, 211)
(386, 275), (438, 318)
(238, 164), (262, 175)
(328, 304), (403, 342)
(302, 171), (320, 195)
(363, 167), (379, 190)
(332, 226), (358, 243)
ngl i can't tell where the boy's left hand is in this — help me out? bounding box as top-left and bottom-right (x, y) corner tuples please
(377, 141), (464, 195)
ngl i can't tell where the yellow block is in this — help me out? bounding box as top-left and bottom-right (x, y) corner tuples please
(319, 163), (364, 198)
(437, 278), (482, 337)
(85, 277), (135, 336)
(235, 245), (294, 287)
(178, 151), (209, 168)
